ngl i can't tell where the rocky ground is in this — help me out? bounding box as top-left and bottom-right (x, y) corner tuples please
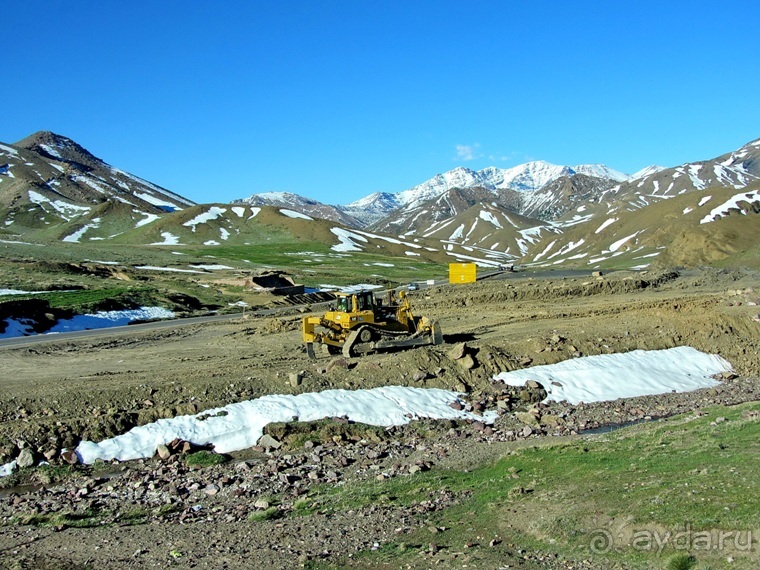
(0, 267), (759, 569)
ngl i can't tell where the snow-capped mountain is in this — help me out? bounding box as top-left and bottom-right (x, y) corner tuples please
(234, 191), (363, 228)
(590, 138), (760, 215)
(238, 161), (632, 228)
(629, 165), (667, 180)
(340, 192), (401, 227)
(0, 131), (193, 214)
(520, 174), (620, 220)
(2, 130), (758, 272)
(346, 161), (630, 226)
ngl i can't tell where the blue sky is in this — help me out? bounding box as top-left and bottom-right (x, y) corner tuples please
(5, 1), (759, 205)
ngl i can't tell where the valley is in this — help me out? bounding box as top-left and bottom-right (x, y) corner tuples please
(1, 131), (759, 568)
(1, 266), (759, 569)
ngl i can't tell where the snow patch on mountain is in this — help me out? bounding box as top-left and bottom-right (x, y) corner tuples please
(595, 218), (617, 234)
(151, 232), (181, 245)
(63, 219), (101, 243)
(280, 209), (313, 220)
(699, 190), (760, 224)
(630, 165), (667, 180)
(28, 190), (91, 221)
(183, 207), (227, 231)
(331, 228), (366, 252)
(478, 210), (503, 228)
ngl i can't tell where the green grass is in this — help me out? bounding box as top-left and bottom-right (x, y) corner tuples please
(297, 403), (760, 569)
(184, 450), (228, 467)
(248, 506), (283, 522)
(1, 286), (154, 309)
(0, 464), (82, 491)
(14, 508), (102, 529)
(182, 242), (446, 288)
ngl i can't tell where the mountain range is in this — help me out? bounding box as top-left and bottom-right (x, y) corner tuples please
(1, 131), (759, 271)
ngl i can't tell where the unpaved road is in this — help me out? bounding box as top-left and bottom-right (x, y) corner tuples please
(1, 267), (759, 569)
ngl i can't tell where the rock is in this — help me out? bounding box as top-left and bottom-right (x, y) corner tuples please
(448, 401), (463, 411)
(448, 343), (468, 360)
(16, 448), (36, 469)
(289, 372), (303, 387)
(258, 434), (282, 450)
(412, 370), (428, 382)
(326, 358), (350, 372)
(519, 381), (547, 404)
(514, 412), (540, 427)
(253, 498), (270, 510)
(457, 354), (476, 370)
(520, 425), (533, 438)
(43, 448), (59, 462)
(539, 414), (565, 429)
(156, 444), (171, 460)
(61, 449), (79, 465)
(278, 473), (298, 485)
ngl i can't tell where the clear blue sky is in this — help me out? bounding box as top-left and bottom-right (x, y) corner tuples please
(5, 1), (759, 205)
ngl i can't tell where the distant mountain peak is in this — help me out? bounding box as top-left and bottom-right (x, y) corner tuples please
(236, 191), (364, 227)
(15, 130), (104, 167)
(629, 165), (667, 180)
(1, 131), (193, 220)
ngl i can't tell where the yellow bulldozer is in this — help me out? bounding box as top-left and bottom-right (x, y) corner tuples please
(302, 289), (443, 358)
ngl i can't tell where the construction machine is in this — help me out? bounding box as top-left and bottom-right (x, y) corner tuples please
(302, 289), (443, 359)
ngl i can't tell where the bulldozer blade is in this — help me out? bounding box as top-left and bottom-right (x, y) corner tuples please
(306, 343), (316, 359)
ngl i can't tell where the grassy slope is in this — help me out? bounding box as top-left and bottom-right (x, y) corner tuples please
(529, 184), (760, 271)
(304, 403), (759, 570)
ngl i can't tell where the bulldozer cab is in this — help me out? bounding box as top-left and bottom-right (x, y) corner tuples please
(355, 290), (374, 311)
(335, 295), (350, 312)
(334, 290), (374, 314)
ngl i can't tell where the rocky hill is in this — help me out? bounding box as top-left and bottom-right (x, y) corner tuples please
(1, 131), (193, 213)
(0, 131), (194, 241)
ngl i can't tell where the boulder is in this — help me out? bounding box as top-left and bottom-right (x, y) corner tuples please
(514, 412), (540, 427)
(448, 343), (468, 360)
(258, 434), (282, 450)
(156, 444), (172, 460)
(16, 448), (36, 469)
